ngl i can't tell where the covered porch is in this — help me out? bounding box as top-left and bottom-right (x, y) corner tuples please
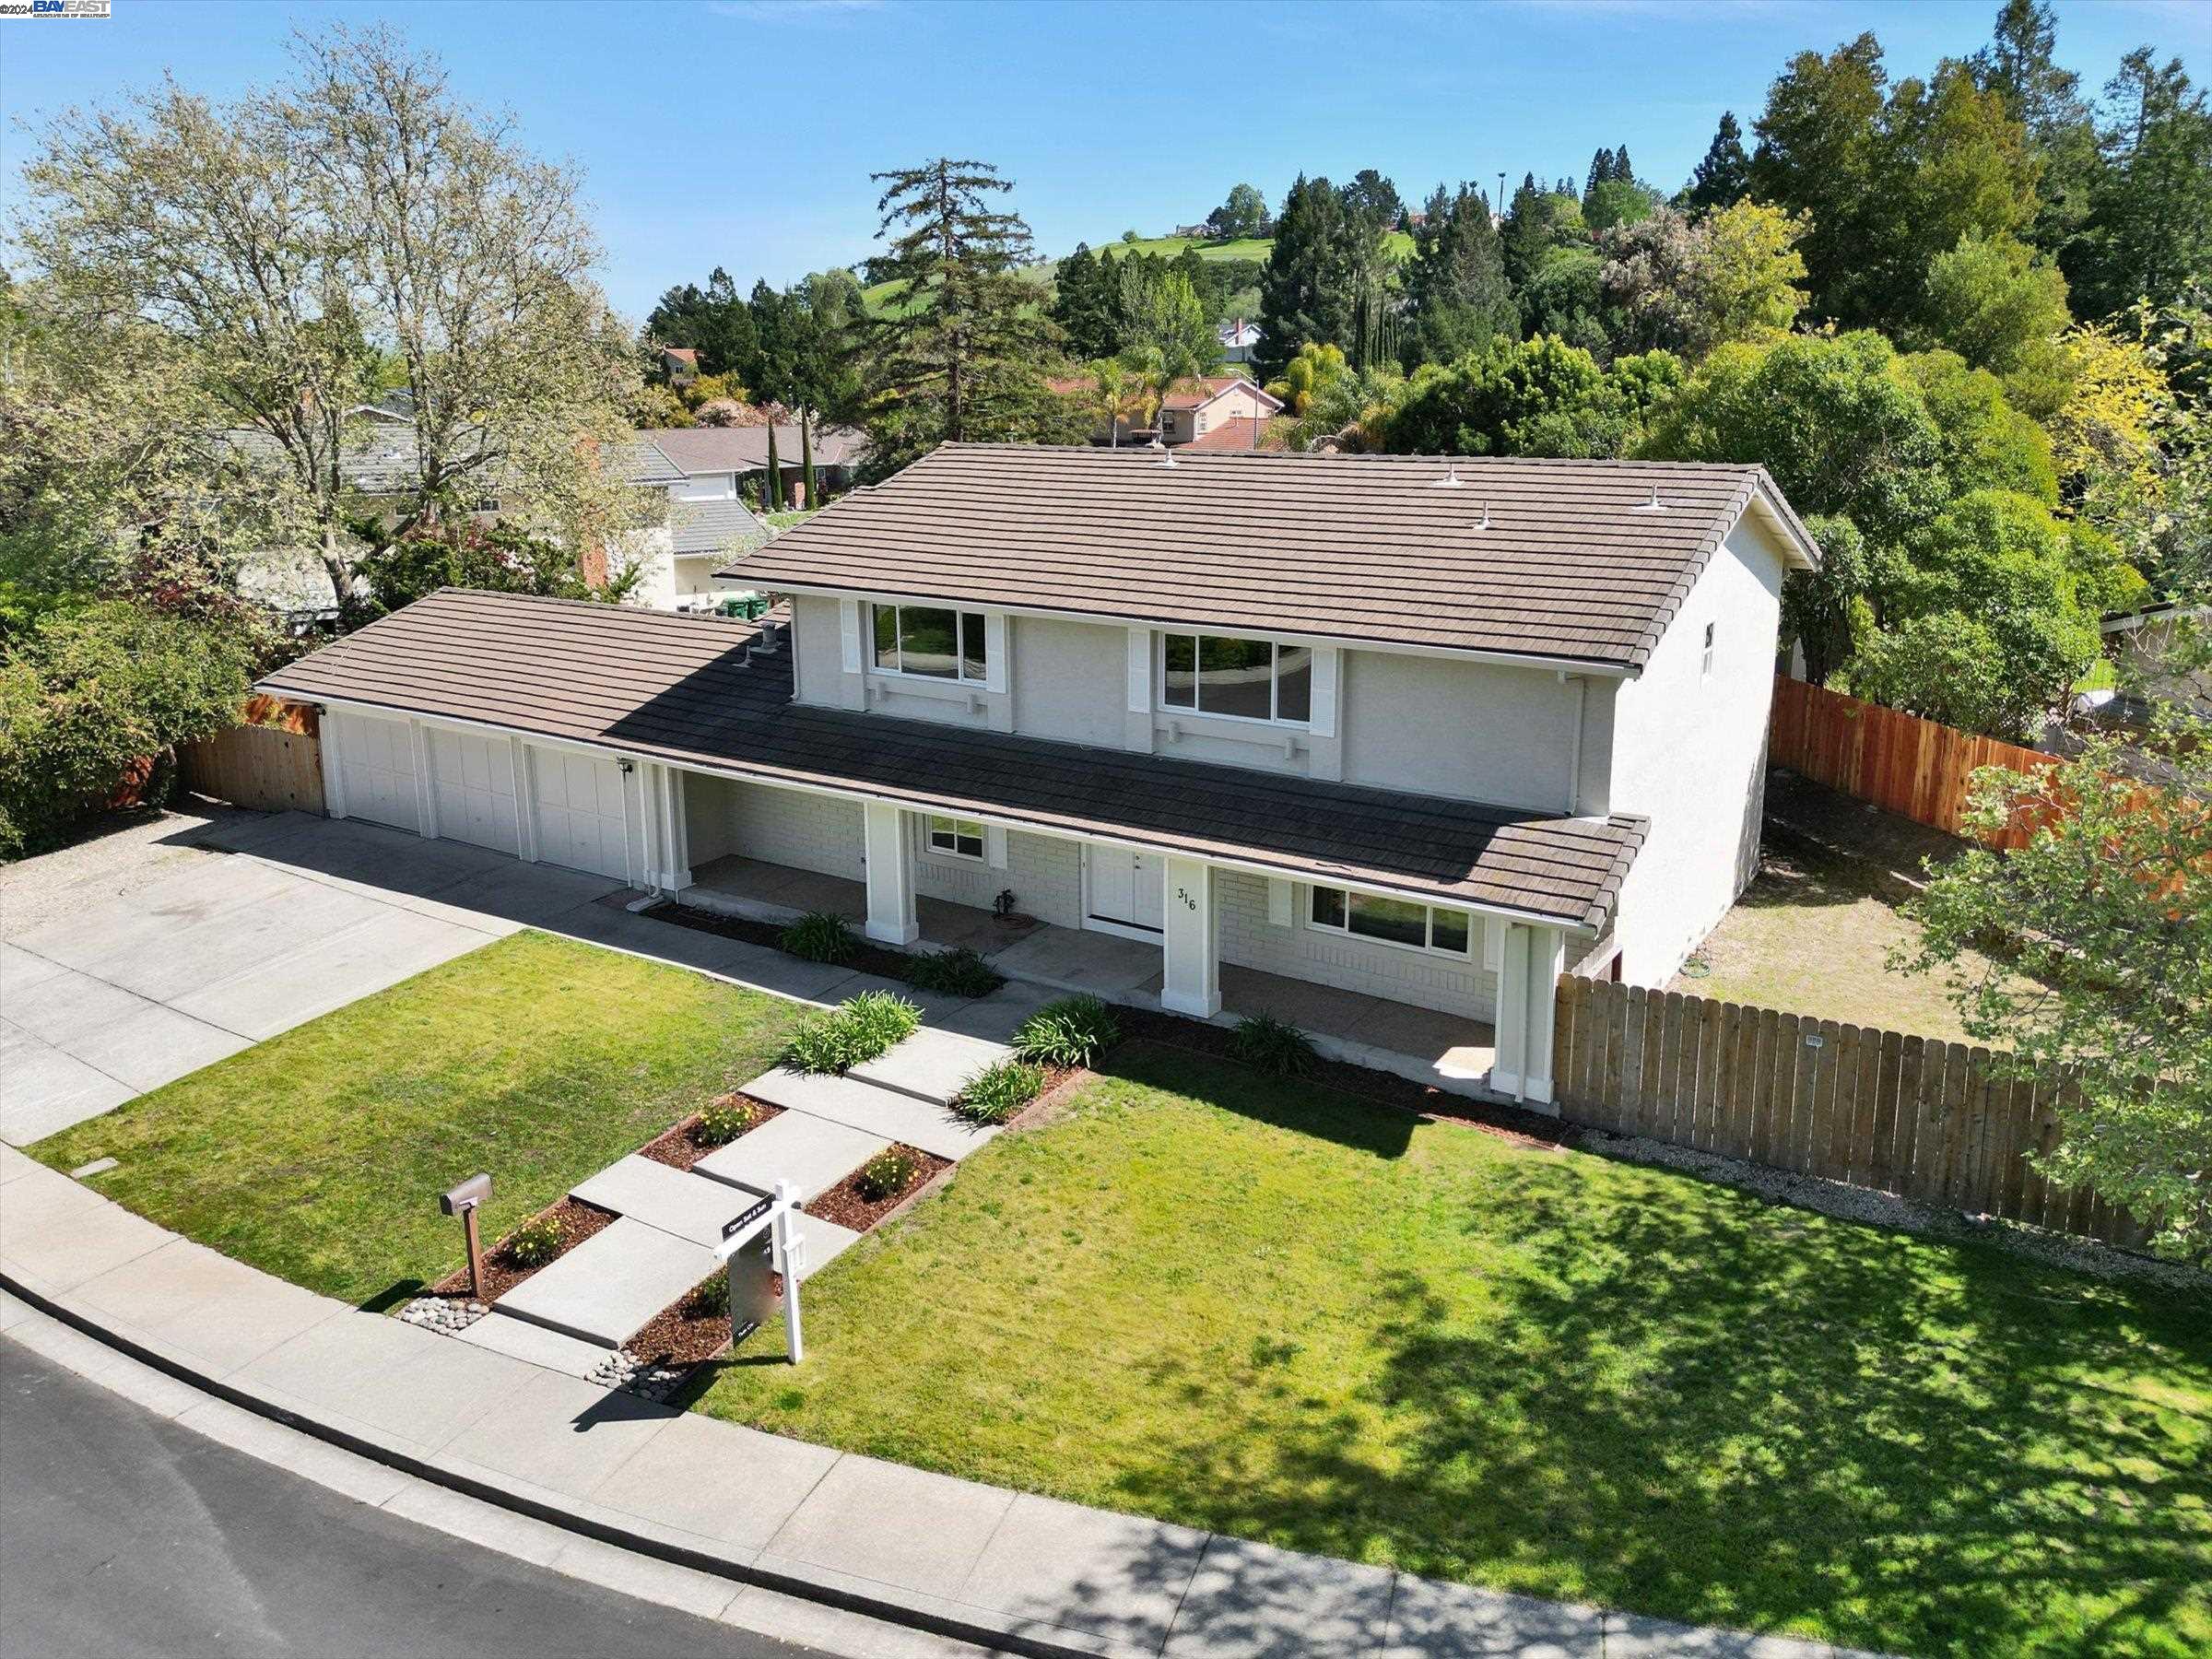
(675, 832), (1519, 1104)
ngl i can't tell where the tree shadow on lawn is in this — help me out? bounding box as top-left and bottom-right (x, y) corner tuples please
(1096, 1073), (2210, 1654)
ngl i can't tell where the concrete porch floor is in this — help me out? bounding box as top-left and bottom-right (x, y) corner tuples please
(684, 854), (1499, 1098)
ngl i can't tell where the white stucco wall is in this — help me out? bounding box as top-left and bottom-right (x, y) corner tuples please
(1012, 617), (1127, 750)
(1605, 513), (1790, 985)
(1339, 648), (1616, 811)
(1217, 871), (1498, 1021)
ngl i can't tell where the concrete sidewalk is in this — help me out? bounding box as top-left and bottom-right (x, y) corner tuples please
(1, 1147), (1872, 1658)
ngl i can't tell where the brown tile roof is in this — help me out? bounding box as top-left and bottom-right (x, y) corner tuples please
(1183, 417), (1287, 453)
(636, 425), (868, 474)
(262, 589), (1646, 930)
(723, 443), (1818, 671)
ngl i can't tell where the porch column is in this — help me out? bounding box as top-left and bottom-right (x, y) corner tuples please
(1489, 922), (1568, 1108)
(862, 800), (919, 945)
(1159, 855), (1220, 1018)
(650, 763), (691, 894)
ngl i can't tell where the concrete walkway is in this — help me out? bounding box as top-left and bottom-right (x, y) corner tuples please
(1, 1147), (1875, 1658)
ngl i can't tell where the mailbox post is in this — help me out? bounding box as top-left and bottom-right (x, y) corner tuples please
(439, 1173), (493, 1302)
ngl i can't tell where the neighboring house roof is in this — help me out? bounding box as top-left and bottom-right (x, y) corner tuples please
(662, 347), (700, 366)
(635, 424), (869, 475)
(1159, 376), (1284, 413)
(725, 444), (1821, 672)
(621, 439), (688, 487)
(263, 588), (1648, 931)
(2100, 600), (2210, 635)
(216, 426), (443, 499)
(349, 390), (417, 423)
(1182, 417), (1288, 453)
(1218, 320), (1263, 349)
(669, 497), (771, 558)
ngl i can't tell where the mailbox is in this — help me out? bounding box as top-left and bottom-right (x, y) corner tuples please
(439, 1173), (491, 1217)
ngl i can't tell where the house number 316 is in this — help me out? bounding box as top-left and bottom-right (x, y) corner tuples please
(1174, 888), (1198, 912)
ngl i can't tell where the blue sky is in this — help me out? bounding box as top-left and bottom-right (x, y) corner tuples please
(5, 0), (2205, 324)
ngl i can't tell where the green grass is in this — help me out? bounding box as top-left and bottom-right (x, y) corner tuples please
(30, 931), (801, 1307)
(696, 1041), (2212, 1658)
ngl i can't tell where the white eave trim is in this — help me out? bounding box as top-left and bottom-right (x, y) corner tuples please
(730, 581), (1640, 679)
(287, 688), (1604, 937)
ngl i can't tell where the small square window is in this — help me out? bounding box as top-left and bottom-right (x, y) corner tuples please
(1309, 886), (1346, 929)
(927, 815), (985, 860)
(1430, 909), (1471, 956)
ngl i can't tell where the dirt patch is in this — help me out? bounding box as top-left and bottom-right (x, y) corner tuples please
(804, 1143), (953, 1231)
(429, 1196), (616, 1301)
(637, 1098), (784, 1171)
(624, 1277), (734, 1369)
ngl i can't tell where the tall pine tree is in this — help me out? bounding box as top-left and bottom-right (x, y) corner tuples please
(1684, 112), (1751, 213)
(1255, 174), (1360, 380)
(1404, 181), (1515, 367)
(861, 158), (1060, 471)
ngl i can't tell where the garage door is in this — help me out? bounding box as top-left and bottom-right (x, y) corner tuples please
(429, 729), (520, 855)
(529, 747), (630, 879)
(331, 712), (420, 834)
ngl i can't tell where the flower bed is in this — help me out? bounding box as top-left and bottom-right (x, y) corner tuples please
(636, 1097), (783, 1172)
(804, 1142), (952, 1231)
(428, 1196), (616, 1301)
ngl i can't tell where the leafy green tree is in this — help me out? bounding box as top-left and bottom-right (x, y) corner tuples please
(1894, 698), (2212, 1261)
(357, 518), (622, 611)
(17, 24), (649, 613)
(1206, 182), (1269, 241)
(1402, 182), (1515, 367)
(1751, 35), (2040, 331)
(1382, 335), (1668, 458)
(1256, 175), (1360, 380)
(1583, 178), (1657, 234)
(2067, 50), (2212, 320)
(1265, 342), (1350, 418)
(1781, 513), (1875, 685)
(1683, 111), (1751, 213)
(1893, 348), (2058, 504)
(1124, 268), (1219, 382)
(860, 158), (1061, 470)
(645, 267), (759, 383)
(1910, 231), (2074, 402)
(1641, 331), (1951, 545)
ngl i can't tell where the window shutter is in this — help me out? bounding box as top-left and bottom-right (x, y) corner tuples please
(1266, 878), (1292, 926)
(1482, 916), (1504, 973)
(839, 599), (862, 674)
(985, 825), (1007, 869)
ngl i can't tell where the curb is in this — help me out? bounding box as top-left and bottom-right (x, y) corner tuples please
(0, 1268), (1134, 1659)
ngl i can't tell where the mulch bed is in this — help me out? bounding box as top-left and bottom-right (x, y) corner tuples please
(429, 1196), (617, 1301)
(803, 1143), (953, 1231)
(624, 1277), (735, 1369)
(644, 900), (1032, 994)
(637, 1097), (784, 1171)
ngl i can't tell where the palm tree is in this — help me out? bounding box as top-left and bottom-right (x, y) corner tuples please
(1087, 358), (1149, 448)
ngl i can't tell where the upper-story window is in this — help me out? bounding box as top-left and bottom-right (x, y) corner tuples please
(1161, 633), (1312, 724)
(873, 604), (988, 683)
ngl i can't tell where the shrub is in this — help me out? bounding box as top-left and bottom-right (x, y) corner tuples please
(954, 1058), (1045, 1124)
(696, 1094), (760, 1145)
(1228, 1012), (1320, 1078)
(690, 1272), (729, 1317)
(857, 1147), (921, 1202)
(781, 990), (922, 1074)
(504, 1212), (565, 1268)
(902, 946), (1005, 998)
(780, 910), (858, 964)
(1009, 994), (1122, 1067)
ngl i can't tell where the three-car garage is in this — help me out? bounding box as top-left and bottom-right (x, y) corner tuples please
(321, 709), (647, 885)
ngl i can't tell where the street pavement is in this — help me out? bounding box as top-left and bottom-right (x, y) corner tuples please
(0, 1335), (830, 1659)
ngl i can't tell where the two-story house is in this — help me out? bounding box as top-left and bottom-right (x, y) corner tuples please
(262, 445), (1818, 1107)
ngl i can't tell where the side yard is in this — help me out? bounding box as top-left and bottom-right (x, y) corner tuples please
(30, 930), (800, 1307)
(1671, 770), (2034, 1042)
(696, 1041), (2211, 1659)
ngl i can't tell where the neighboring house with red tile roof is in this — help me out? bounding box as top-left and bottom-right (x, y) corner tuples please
(1157, 377), (1284, 446)
(1182, 416), (1291, 453)
(266, 442), (1818, 1109)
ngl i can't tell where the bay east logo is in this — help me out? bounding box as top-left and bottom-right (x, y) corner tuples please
(0, 0), (115, 16)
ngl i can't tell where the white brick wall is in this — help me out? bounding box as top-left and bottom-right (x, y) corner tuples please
(915, 828), (1084, 929)
(1217, 870), (1498, 1021)
(686, 775), (865, 879)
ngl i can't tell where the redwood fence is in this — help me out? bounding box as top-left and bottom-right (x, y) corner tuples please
(1550, 975), (2150, 1249)
(179, 699), (324, 817)
(1768, 675), (2053, 848)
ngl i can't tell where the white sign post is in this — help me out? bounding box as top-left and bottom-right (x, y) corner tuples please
(717, 1178), (805, 1365)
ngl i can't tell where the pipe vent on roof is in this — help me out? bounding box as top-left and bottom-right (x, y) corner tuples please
(1632, 485), (1665, 512)
(1432, 461), (1464, 488)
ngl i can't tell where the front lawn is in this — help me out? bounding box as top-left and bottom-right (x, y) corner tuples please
(696, 1041), (2211, 1659)
(31, 930), (800, 1307)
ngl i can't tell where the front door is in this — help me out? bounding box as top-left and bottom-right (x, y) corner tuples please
(1086, 845), (1165, 937)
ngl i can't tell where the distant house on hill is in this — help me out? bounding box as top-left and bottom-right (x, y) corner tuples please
(657, 347), (700, 385)
(1218, 319), (1262, 364)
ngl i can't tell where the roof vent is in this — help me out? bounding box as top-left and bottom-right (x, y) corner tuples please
(1633, 484), (1665, 512)
(1432, 461), (1464, 488)
(1472, 500), (1491, 531)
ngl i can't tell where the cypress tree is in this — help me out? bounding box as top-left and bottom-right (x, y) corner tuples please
(765, 423), (782, 513)
(1684, 112), (1752, 212)
(799, 409), (817, 511)
(1612, 145), (1635, 182)
(1585, 147), (1615, 194)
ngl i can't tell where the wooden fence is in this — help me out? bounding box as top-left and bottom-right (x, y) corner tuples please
(1551, 975), (2149, 1248)
(179, 700), (324, 816)
(1768, 675), (2053, 848)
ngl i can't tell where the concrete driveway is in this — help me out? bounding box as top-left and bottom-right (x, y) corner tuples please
(1, 810), (628, 1147)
